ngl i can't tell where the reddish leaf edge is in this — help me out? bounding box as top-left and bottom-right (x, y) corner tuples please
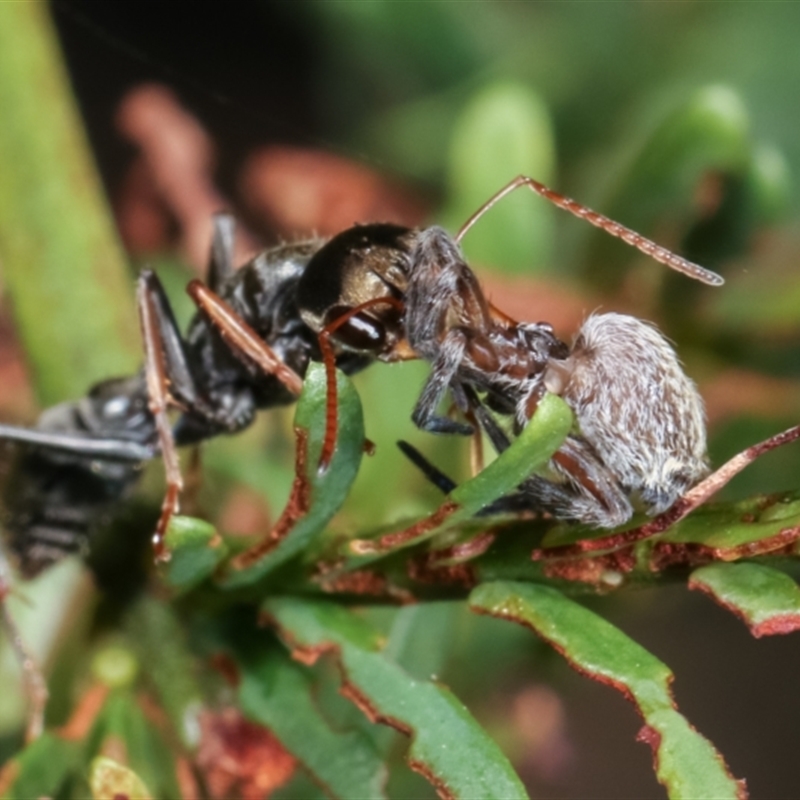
(469, 584), (747, 800)
(262, 619), (463, 800)
(688, 573), (800, 638)
(262, 606), (527, 800)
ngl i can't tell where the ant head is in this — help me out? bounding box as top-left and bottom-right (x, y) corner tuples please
(79, 376), (152, 435)
(297, 223), (415, 355)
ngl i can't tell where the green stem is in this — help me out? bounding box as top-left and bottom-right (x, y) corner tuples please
(0, 3), (139, 405)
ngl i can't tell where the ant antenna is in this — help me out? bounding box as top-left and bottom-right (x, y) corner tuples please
(455, 175), (724, 287)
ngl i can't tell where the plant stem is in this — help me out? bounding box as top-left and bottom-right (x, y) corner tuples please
(0, 2), (140, 405)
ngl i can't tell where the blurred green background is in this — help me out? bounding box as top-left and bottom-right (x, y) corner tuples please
(2, 1), (800, 797)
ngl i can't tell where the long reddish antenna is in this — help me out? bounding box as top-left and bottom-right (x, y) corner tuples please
(316, 296), (405, 473)
(455, 175), (724, 287)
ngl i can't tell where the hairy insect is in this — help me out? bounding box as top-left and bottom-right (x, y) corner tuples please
(295, 176), (718, 528)
(401, 312), (709, 528)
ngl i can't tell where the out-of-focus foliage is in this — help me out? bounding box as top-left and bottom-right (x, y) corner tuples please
(2, 2), (800, 799)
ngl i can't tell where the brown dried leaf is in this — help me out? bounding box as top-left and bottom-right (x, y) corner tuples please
(195, 707), (295, 800)
(240, 145), (427, 237)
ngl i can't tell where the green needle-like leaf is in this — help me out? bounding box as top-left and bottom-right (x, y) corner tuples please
(348, 393), (571, 558)
(265, 597), (529, 800)
(689, 562), (800, 637)
(0, 3), (139, 403)
(0, 733), (80, 800)
(163, 515), (229, 593)
(221, 363), (365, 588)
(239, 645), (388, 799)
(470, 581), (745, 800)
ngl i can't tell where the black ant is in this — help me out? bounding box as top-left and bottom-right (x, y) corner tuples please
(0, 219), (371, 575)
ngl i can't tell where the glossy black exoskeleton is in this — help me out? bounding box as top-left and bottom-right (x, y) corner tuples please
(1, 216), (372, 574)
(1, 376), (154, 575)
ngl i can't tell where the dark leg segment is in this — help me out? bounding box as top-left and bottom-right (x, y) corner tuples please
(206, 213), (236, 292)
(137, 274), (188, 562)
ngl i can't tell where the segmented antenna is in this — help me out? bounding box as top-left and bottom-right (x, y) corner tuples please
(455, 175), (724, 287)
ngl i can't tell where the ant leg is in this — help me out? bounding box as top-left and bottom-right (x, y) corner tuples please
(139, 271), (206, 411)
(206, 213), (236, 292)
(455, 175), (724, 287)
(397, 440), (458, 494)
(0, 424), (154, 461)
(0, 557), (47, 742)
(186, 281), (304, 396)
(462, 385), (512, 454)
(138, 270), (248, 560)
(465, 410), (484, 476)
(411, 330), (475, 436)
(316, 296), (406, 472)
(137, 274), (192, 562)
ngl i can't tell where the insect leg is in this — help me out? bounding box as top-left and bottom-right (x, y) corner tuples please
(411, 330), (475, 436)
(0, 556), (47, 742)
(186, 280), (304, 396)
(396, 440), (458, 494)
(137, 273), (191, 562)
(315, 296), (406, 472)
(517, 437), (633, 528)
(461, 385), (512, 454)
(0, 425), (154, 461)
(455, 175), (724, 287)
(206, 213), (236, 292)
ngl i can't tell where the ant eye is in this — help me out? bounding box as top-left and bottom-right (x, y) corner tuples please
(327, 307), (387, 351)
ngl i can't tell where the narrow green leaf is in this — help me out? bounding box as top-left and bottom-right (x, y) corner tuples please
(349, 393), (572, 557)
(0, 3), (139, 403)
(540, 492), (800, 556)
(470, 581), (744, 800)
(0, 732), (80, 800)
(442, 82), (556, 273)
(221, 363), (365, 588)
(88, 691), (181, 800)
(238, 645), (388, 799)
(689, 562), (800, 637)
(450, 394), (572, 516)
(658, 494), (800, 556)
(124, 597), (205, 750)
(163, 515), (228, 593)
(265, 597), (529, 800)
